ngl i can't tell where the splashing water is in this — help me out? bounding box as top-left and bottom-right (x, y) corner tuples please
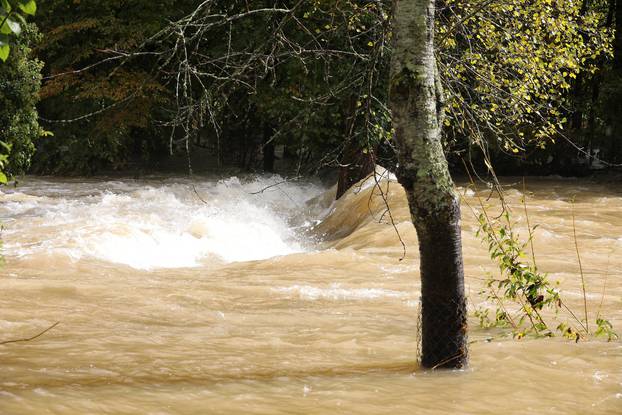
(0, 175), (326, 269)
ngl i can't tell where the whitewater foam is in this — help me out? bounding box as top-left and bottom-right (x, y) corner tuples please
(272, 283), (408, 301)
(1, 175), (325, 269)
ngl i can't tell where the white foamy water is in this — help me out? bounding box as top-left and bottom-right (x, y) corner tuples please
(273, 283), (408, 301)
(0, 175), (325, 269)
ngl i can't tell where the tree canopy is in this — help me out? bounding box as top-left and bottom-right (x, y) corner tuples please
(0, 0), (619, 178)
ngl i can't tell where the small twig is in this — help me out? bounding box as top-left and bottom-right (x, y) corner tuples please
(191, 184), (208, 204)
(521, 178), (537, 271)
(249, 177), (300, 195)
(39, 93), (137, 124)
(370, 166), (407, 261)
(596, 249), (612, 321)
(0, 322), (60, 346)
(429, 350), (467, 370)
(559, 299), (588, 334)
(571, 197), (589, 334)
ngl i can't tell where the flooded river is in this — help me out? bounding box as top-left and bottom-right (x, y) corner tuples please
(1, 173), (620, 414)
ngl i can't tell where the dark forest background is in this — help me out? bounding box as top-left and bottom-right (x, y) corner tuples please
(1, 0), (621, 183)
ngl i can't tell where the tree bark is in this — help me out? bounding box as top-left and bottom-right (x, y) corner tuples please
(336, 95), (376, 200)
(389, 0), (468, 369)
(336, 145), (376, 199)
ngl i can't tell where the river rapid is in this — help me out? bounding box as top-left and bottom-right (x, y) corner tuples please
(0, 173), (620, 414)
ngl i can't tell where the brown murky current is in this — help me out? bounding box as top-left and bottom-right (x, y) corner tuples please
(0, 173), (620, 414)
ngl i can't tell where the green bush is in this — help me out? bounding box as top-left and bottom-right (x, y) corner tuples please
(0, 22), (42, 178)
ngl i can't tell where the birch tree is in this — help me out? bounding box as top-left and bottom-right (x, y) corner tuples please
(389, 0), (467, 369)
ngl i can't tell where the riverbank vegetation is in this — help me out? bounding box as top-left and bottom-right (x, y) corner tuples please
(0, 0), (620, 179)
(465, 178), (618, 342)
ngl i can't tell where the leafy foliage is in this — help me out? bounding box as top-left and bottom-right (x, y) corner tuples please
(33, 0), (189, 173)
(32, 1), (394, 174)
(0, 0), (39, 182)
(471, 189), (617, 342)
(475, 208), (570, 339)
(437, 0), (614, 166)
(0, 21), (42, 179)
(29, 0), (619, 175)
(595, 317), (618, 341)
(140, 0), (392, 173)
(0, 0), (37, 62)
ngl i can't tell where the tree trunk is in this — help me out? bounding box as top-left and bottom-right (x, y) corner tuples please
(389, 0), (468, 369)
(336, 145), (376, 199)
(336, 95), (376, 199)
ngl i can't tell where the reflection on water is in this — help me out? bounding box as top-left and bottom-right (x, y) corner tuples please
(0, 174), (620, 414)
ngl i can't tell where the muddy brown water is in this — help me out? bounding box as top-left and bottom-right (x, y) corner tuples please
(1, 174), (620, 414)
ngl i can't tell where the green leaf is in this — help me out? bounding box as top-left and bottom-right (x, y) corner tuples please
(1, 0), (11, 13)
(0, 43), (9, 62)
(8, 18), (20, 34)
(0, 171), (7, 184)
(1, 17), (21, 35)
(18, 0), (36, 16)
